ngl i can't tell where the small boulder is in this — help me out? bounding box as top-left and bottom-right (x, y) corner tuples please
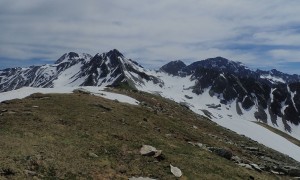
(245, 147), (259, 152)
(140, 145), (157, 156)
(153, 150), (162, 158)
(196, 143), (208, 150)
(170, 164), (182, 177)
(238, 163), (253, 170)
(250, 163), (262, 172)
(231, 156), (242, 164)
(88, 152), (99, 158)
(73, 88), (91, 94)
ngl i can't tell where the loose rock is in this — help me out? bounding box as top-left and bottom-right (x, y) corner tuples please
(88, 152), (99, 158)
(140, 145), (157, 156)
(170, 164), (182, 177)
(238, 163), (253, 170)
(153, 150), (162, 158)
(245, 147), (259, 152)
(250, 163), (262, 172)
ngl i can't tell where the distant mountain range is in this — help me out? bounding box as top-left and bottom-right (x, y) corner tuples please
(1, 49), (300, 141)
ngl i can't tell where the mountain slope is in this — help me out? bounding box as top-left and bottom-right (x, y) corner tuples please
(154, 57), (300, 140)
(0, 88), (299, 179)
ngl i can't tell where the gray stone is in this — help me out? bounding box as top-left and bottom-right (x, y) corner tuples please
(245, 147), (259, 151)
(140, 145), (157, 156)
(238, 163), (253, 170)
(250, 163), (262, 172)
(170, 164), (182, 177)
(153, 150), (162, 158)
(73, 88), (91, 94)
(196, 143), (206, 149)
(270, 170), (284, 175)
(88, 152), (99, 158)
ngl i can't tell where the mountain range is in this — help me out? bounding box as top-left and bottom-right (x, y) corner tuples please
(1, 49), (300, 149)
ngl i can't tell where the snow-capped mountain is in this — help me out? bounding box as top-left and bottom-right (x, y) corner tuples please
(0, 49), (161, 92)
(1, 49), (300, 159)
(157, 57), (300, 140)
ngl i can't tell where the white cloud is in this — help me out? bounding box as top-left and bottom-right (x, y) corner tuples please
(269, 49), (300, 62)
(1, 0), (300, 73)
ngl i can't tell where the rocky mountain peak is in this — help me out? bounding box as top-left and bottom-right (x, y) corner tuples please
(55, 52), (92, 64)
(106, 49), (124, 58)
(55, 52), (79, 64)
(160, 60), (187, 76)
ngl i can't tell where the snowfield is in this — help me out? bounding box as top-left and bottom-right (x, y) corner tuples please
(0, 87), (139, 105)
(137, 71), (300, 162)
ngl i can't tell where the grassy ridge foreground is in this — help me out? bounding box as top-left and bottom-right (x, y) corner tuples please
(0, 89), (299, 179)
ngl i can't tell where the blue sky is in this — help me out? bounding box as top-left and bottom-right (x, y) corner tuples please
(1, 0), (300, 74)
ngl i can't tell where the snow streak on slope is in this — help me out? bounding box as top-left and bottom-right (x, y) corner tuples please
(137, 71), (300, 162)
(52, 63), (85, 87)
(0, 87), (139, 105)
(260, 74), (285, 84)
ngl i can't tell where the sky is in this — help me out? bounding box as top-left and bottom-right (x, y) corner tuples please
(1, 0), (300, 74)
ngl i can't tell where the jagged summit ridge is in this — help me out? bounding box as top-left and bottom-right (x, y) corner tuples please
(0, 49), (159, 92)
(55, 52), (92, 64)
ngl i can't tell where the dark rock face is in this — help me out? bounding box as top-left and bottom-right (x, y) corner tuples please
(160, 60), (186, 76)
(242, 96), (255, 110)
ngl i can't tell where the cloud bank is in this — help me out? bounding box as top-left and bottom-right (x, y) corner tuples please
(1, 0), (300, 73)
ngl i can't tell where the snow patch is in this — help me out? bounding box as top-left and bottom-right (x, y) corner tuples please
(260, 74), (285, 83)
(0, 87), (139, 106)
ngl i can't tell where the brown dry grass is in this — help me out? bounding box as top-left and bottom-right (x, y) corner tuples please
(0, 89), (297, 179)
